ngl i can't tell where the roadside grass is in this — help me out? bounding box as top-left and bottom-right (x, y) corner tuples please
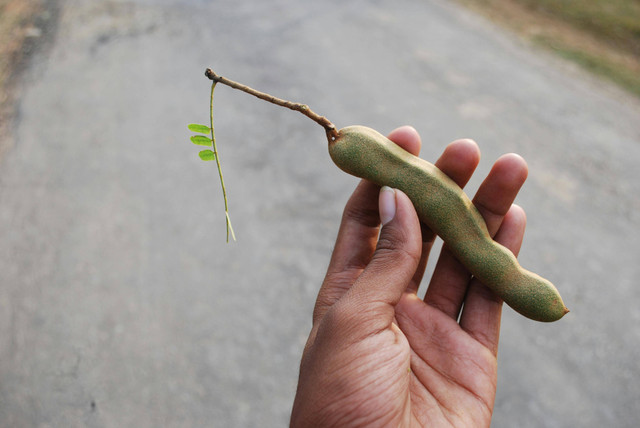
(534, 34), (640, 95)
(0, 0), (43, 154)
(516, 0), (640, 56)
(456, 0), (640, 97)
(1, 0), (43, 100)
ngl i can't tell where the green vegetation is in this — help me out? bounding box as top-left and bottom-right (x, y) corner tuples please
(516, 0), (640, 56)
(187, 82), (235, 242)
(534, 34), (640, 95)
(458, 0), (640, 97)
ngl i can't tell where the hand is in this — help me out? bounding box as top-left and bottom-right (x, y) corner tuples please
(290, 126), (529, 427)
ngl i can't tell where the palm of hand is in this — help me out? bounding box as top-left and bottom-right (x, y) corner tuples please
(397, 295), (496, 426)
(294, 294), (496, 427)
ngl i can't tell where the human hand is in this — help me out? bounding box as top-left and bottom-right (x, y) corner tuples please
(290, 126), (529, 427)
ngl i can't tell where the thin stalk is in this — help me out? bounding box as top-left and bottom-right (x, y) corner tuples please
(209, 81), (235, 242)
(205, 68), (339, 141)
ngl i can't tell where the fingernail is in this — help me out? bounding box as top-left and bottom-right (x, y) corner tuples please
(379, 186), (396, 225)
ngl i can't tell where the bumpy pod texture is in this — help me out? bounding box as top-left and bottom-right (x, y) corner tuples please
(328, 126), (568, 322)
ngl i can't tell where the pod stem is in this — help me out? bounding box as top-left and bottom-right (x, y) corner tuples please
(205, 68), (339, 141)
(209, 81), (235, 242)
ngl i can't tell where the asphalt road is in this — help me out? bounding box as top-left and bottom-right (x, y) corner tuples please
(1, 0), (639, 426)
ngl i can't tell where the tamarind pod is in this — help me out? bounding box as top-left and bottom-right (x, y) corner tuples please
(328, 126), (568, 322)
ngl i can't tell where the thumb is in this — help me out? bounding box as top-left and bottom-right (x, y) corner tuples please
(345, 187), (422, 315)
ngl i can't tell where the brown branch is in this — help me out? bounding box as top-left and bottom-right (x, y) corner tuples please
(205, 68), (339, 140)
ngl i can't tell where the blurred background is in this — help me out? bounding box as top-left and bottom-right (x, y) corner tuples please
(1, 0), (639, 426)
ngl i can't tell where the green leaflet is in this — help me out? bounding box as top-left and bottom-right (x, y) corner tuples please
(198, 149), (216, 161)
(187, 78), (235, 242)
(188, 123), (211, 134)
(190, 135), (212, 146)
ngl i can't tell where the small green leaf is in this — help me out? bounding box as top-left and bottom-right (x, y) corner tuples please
(199, 149), (216, 161)
(188, 124), (211, 134)
(191, 135), (212, 146)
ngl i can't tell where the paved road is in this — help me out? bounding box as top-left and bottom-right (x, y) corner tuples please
(1, 0), (639, 426)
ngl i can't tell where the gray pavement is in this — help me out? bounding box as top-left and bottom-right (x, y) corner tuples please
(1, 0), (639, 426)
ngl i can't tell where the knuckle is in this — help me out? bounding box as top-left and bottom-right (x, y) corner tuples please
(342, 202), (380, 228)
(375, 230), (421, 267)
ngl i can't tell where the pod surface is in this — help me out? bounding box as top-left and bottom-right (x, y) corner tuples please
(328, 125), (568, 322)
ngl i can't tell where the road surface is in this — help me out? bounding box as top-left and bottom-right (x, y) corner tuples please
(1, 0), (639, 426)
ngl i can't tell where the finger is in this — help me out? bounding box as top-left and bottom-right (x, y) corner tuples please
(387, 125), (422, 156)
(406, 138), (481, 293)
(424, 153), (529, 318)
(313, 126), (421, 323)
(473, 154), (529, 232)
(336, 188), (422, 330)
(460, 204), (527, 355)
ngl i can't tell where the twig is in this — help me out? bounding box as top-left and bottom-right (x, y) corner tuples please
(209, 81), (235, 242)
(205, 68), (339, 140)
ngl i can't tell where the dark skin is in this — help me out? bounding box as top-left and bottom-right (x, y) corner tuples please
(290, 126), (529, 427)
